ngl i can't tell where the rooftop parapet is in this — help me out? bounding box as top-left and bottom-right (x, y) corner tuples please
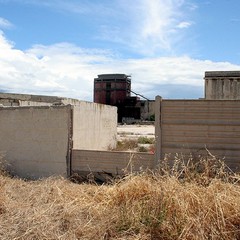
(205, 71), (240, 78)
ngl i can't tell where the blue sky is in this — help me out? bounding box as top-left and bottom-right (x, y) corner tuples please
(0, 0), (240, 101)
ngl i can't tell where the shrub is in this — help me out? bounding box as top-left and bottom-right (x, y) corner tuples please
(138, 146), (148, 152)
(149, 114), (155, 121)
(138, 136), (155, 144)
(114, 139), (138, 151)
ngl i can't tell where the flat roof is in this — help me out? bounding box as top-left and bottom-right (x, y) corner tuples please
(96, 74), (131, 80)
(205, 71), (240, 78)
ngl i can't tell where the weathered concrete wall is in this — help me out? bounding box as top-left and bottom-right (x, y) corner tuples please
(0, 106), (71, 179)
(0, 100), (117, 179)
(18, 101), (52, 106)
(72, 150), (154, 175)
(0, 92), (83, 107)
(155, 98), (240, 172)
(140, 100), (155, 120)
(72, 102), (117, 150)
(205, 71), (240, 99)
(0, 92), (62, 106)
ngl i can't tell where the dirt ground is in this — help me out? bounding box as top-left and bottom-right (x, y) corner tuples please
(117, 124), (155, 141)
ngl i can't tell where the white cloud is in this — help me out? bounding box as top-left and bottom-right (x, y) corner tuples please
(20, 0), (195, 56)
(177, 21), (193, 29)
(0, 0), (195, 56)
(4, 0), (117, 16)
(95, 0), (196, 56)
(0, 17), (13, 29)
(0, 32), (239, 100)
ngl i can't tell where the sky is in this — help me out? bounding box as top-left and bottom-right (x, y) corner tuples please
(0, 0), (240, 101)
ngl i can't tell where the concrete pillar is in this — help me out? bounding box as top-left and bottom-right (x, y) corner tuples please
(154, 95), (162, 169)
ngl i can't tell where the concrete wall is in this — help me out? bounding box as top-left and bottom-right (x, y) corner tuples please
(0, 98), (19, 106)
(205, 71), (240, 100)
(72, 150), (154, 175)
(0, 92), (84, 107)
(0, 101), (117, 179)
(155, 98), (240, 172)
(0, 106), (71, 179)
(140, 100), (155, 120)
(72, 102), (117, 150)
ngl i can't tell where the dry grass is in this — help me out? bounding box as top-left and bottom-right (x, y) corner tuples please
(114, 138), (155, 153)
(114, 139), (139, 151)
(0, 157), (240, 239)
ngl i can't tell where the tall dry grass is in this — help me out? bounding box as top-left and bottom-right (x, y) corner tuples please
(0, 156), (239, 239)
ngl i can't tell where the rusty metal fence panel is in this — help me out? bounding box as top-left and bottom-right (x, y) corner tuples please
(155, 97), (240, 171)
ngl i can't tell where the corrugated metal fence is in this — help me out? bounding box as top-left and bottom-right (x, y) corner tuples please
(155, 96), (240, 171)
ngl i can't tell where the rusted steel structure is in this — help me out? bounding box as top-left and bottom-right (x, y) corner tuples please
(94, 74), (142, 122)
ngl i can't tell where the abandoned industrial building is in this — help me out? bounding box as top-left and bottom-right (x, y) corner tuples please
(0, 70), (240, 179)
(94, 73), (155, 122)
